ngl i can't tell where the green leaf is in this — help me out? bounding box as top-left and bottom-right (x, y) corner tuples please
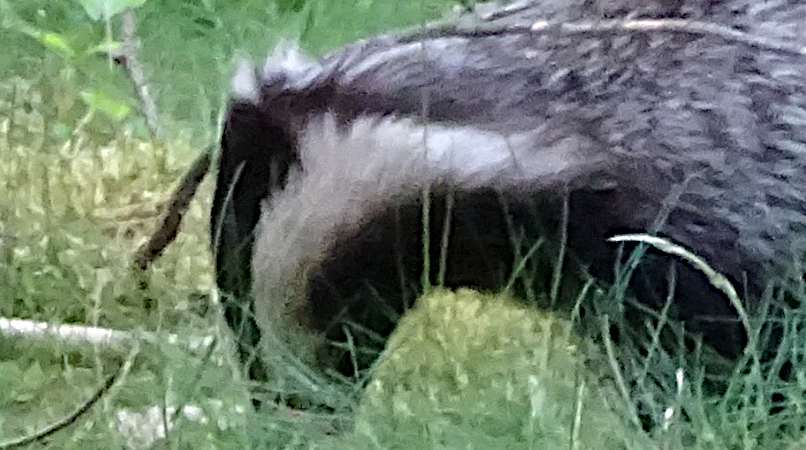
(38, 31), (76, 58)
(78, 0), (148, 21)
(80, 90), (132, 122)
(2, 16), (77, 60)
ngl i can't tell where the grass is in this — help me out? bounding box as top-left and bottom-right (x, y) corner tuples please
(3, 0), (806, 448)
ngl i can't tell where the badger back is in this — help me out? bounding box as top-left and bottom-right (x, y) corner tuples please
(214, 0), (806, 376)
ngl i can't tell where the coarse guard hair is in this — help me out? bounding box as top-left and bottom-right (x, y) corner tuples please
(210, 0), (806, 405)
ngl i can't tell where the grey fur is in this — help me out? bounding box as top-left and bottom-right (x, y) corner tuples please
(213, 0), (806, 395)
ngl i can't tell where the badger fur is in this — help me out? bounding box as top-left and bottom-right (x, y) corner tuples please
(210, 0), (806, 403)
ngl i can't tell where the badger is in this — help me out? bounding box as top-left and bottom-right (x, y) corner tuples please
(209, 0), (806, 406)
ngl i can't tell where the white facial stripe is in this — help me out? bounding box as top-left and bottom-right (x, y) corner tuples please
(298, 113), (598, 191)
(251, 112), (601, 352)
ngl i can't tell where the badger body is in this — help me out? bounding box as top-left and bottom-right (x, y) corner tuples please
(211, 0), (806, 398)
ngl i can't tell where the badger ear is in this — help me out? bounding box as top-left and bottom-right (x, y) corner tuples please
(230, 40), (323, 104)
(261, 39), (322, 87)
(230, 59), (260, 103)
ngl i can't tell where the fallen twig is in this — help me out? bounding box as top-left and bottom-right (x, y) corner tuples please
(0, 316), (215, 352)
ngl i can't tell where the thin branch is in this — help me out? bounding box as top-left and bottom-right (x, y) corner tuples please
(0, 316), (215, 352)
(121, 9), (163, 140)
(133, 146), (213, 272)
(0, 356), (131, 450)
